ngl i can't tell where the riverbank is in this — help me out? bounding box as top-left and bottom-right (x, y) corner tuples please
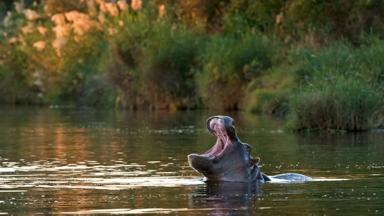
(1, 1), (384, 131)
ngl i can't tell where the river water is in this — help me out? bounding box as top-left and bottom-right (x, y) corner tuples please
(0, 108), (383, 215)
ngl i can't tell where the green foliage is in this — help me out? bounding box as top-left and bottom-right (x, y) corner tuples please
(169, 0), (384, 45)
(54, 31), (115, 107)
(245, 88), (289, 116)
(283, 0), (384, 43)
(111, 11), (203, 110)
(295, 40), (384, 87)
(0, 1), (13, 20)
(358, 39), (384, 85)
(1, 1), (118, 107)
(243, 63), (295, 116)
(141, 24), (203, 109)
(2, 0), (384, 134)
(288, 78), (383, 131)
(227, 0), (285, 32)
(288, 40), (384, 131)
(0, 45), (38, 104)
(196, 32), (274, 110)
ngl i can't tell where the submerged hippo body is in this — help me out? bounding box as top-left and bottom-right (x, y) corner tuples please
(188, 115), (311, 183)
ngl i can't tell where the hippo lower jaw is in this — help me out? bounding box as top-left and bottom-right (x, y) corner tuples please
(188, 154), (212, 177)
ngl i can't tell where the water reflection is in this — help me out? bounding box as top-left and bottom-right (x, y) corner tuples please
(191, 182), (263, 215)
(0, 108), (383, 215)
(0, 160), (202, 190)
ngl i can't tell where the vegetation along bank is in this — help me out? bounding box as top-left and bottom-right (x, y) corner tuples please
(1, 0), (384, 131)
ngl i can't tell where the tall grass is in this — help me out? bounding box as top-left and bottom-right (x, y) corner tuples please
(288, 78), (383, 131)
(289, 41), (384, 131)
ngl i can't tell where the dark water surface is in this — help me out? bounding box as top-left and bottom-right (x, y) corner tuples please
(0, 108), (383, 215)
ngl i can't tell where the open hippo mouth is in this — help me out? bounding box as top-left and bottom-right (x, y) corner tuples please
(188, 116), (262, 182)
(201, 116), (237, 160)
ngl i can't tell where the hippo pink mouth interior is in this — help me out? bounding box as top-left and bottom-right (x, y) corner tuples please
(202, 118), (232, 158)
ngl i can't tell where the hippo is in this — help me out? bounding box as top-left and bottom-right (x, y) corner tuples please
(188, 115), (311, 183)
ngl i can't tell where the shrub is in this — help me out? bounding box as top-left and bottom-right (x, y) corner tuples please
(196, 32), (274, 110)
(358, 39), (384, 85)
(295, 43), (357, 86)
(243, 61), (295, 116)
(53, 30), (115, 107)
(111, 10), (203, 110)
(0, 44), (38, 104)
(295, 39), (384, 87)
(140, 23), (203, 110)
(288, 77), (383, 131)
(288, 41), (384, 131)
(244, 88), (289, 116)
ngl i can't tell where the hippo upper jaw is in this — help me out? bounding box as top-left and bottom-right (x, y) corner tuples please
(188, 116), (262, 182)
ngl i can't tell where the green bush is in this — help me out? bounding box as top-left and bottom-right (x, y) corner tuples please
(295, 40), (384, 87)
(288, 41), (384, 131)
(245, 88), (289, 116)
(54, 31), (115, 107)
(358, 39), (384, 85)
(111, 10), (203, 110)
(288, 76), (383, 131)
(196, 32), (274, 110)
(243, 61), (295, 116)
(295, 43), (356, 85)
(0, 45), (38, 104)
(141, 24), (203, 110)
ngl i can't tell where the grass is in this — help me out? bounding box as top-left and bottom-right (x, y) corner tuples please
(288, 76), (383, 132)
(286, 41), (384, 131)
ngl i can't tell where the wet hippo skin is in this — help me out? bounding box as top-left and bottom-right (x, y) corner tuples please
(188, 115), (311, 183)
